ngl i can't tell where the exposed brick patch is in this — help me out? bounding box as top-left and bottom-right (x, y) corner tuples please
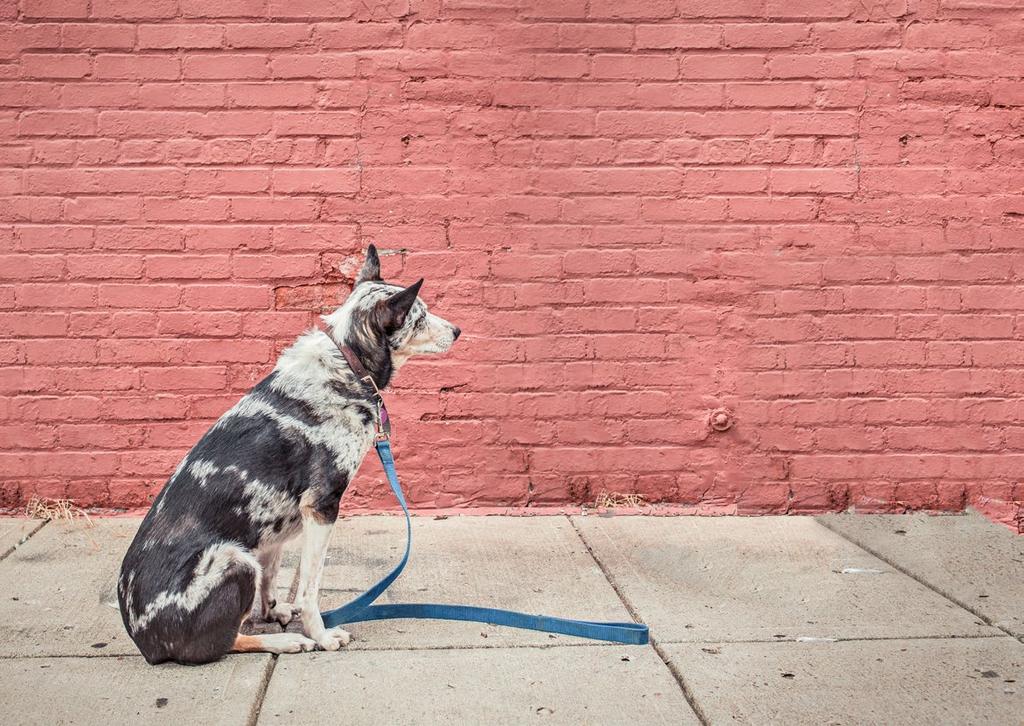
(1, 2), (1022, 524)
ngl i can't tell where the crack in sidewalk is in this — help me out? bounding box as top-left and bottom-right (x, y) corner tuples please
(567, 515), (711, 726)
(0, 519), (48, 562)
(245, 554), (306, 725)
(815, 518), (1023, 644)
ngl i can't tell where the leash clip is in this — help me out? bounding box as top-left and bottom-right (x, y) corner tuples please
(362, 376), (391, 441)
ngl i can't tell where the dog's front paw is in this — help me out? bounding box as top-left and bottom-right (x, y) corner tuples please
(314, 626), (351, 651)
(270, 633), (317, 654)
(265, 600), (299, 627)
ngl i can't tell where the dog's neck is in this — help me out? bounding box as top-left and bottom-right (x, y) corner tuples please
(324, 323), (395, 392)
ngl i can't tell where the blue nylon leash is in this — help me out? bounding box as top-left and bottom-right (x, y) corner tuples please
(319, 439), (649, 645)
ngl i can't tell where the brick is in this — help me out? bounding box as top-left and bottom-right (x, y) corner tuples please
(95, 226), (184, 250)
(98, 283), (180, 308)
(680, 53), (767, 79)
(138, 23), (224, 48)
(813, 22), (902, 48)
(90, 0), (178, 20)
(232, 254), (316, 279)
(592, 54), (679, 80)
(272, 111), (358, 135)
(18, 110), (96, 136)
(141, 198), (228, 223)
(266, 0), (356, 18)
(769, 52), (857, 78)
(0, 81), (59, 107)
(723, 23), (809, 48)
(558, 23), (634, 49)
(94, 53), (179, 79)
(15, 226), (93, 251)
(0, 312), (67, 336)
(269, 52), (356, 78)
(157, 311), (242, 336)
(66, 254), (144, 279)
(179, 0), (269, 17)
(677, 0), (763, 18)
(587, 0), (676, 19)
(726, 81), (814, 107)
(61, 23), (136, 49)
(227, 82), (316, 107)
(772, 167), (857, 193)
(562, 250), (634, 275)
(181, 284), (270, 310)
(183, 53), (268, 79)
(230, 196), (318, 221)
(20, 53), (92, 78)
(772, 111), (857, 135)
(765, 0), (855, 18)
(272, 168), (360, 193)
(635, 24), (721, 48)
(146, 254), (232, 279)
(64, 81), (141, 107)
(141, 366), (227, 391)
(314, 21), (401, 49)
(185, 339), (272, 362)
(22, 0), (88, 18)
(729, 197), (818, 221)
(224, 22), (308, 47)
(0, 254), (63, 280)
(906, 22), (990, 49)
(190, 111), (273, 136)
(185, 225), (271, 250)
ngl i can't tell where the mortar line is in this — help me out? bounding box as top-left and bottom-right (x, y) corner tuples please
(0, 519), (47, 562)
(567, 515), (711, 726)
(815, 518), (1022, 643)
(5, 632), (1017, 661)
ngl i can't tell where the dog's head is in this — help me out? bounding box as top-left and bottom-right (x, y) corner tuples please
(323, 245), (460, 376)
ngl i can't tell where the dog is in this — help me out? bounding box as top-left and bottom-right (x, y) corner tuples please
(117, 246), (460, 665)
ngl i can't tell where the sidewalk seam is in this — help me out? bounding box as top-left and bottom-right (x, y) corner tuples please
(815, 518), (1023, 644)
(247, 656), (277, 726)
(567, 515), (711, 726)
(0, 520), (47, 562)
(245, 556), (305, 725)
(6, 632), (1014, 661)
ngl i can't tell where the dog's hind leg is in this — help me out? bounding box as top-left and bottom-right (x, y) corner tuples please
(129, 544), (265, 665)
(255, 544), (298, 626)
(233, 632), (316, 655)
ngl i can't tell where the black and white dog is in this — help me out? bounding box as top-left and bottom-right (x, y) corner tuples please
(118, 246), (460, 665)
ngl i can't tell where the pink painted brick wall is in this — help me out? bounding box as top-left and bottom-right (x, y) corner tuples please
(1, 1), (1022, 529)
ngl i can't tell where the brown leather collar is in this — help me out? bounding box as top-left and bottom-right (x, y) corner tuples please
(332, 339), (391, 440)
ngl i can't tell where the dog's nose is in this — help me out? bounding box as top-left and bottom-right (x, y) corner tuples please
(452, 326), (461, 341)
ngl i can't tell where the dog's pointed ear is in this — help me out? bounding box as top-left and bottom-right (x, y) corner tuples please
(383, 278), (423, 330)
(354, 244), (382, 285)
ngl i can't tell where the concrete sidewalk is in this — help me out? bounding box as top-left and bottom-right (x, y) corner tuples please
(0, 512), (1020, 725)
